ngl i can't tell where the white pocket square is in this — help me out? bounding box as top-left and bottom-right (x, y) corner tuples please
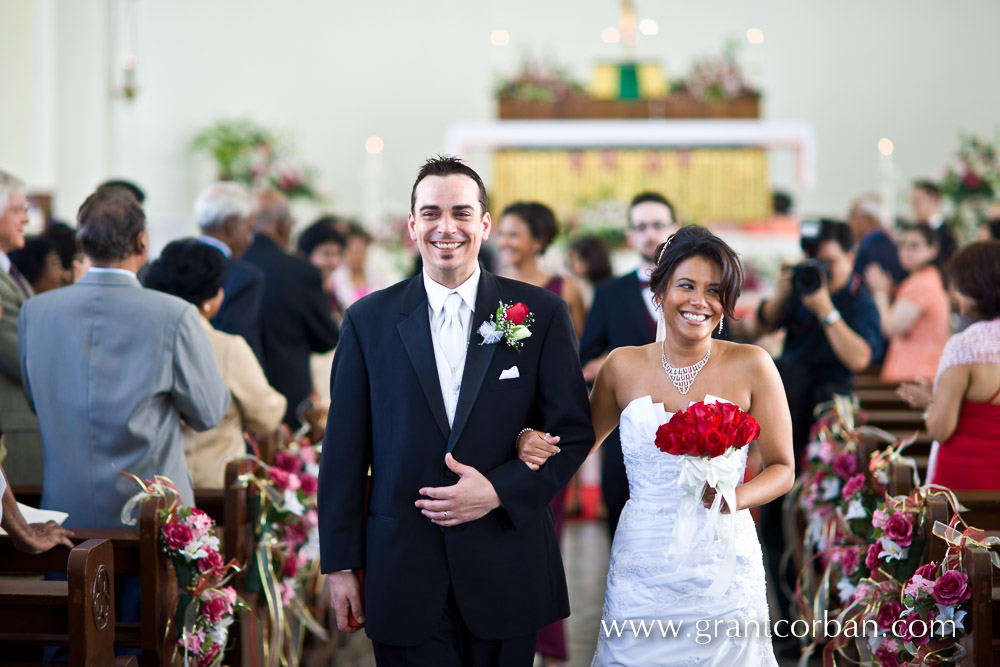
(499, 366), (520, 380)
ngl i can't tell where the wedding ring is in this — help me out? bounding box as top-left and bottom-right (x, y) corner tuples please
(443, 511), (449, 520)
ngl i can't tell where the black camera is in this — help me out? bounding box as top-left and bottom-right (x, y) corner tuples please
(792, 259), (828, 295)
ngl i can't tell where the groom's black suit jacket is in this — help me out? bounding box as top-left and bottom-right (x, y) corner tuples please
(318, 271), (594, 646)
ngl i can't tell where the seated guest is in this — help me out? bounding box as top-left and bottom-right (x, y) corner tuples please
(243, 191), (339, 429)
(10, 236), (66, 294)
(900, 241), (1000, 490)
(145, 239), (286, 488)
(195, 182), (264, 360)
(1, 463), (74, 553)
(866, 224), (952, 382)
(848, 194), (906, 283)
(297, 216), (347, 319)
(18, 186), (229, 528)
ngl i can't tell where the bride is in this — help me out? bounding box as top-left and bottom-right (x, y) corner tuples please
(519, 225), (794, 665)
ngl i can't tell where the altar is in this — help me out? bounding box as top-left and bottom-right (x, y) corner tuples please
(444, 119), (817, 224)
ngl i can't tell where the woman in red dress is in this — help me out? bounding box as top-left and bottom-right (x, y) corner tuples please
(899, 240), (1000, 489)
(497, 201), (586, 667)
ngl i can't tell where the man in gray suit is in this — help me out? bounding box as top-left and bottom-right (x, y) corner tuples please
(0, 170), (43, 485)
(18, 186), (230, 528)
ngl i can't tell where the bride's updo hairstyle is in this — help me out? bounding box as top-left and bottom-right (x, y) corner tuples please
(649, 225), (744, 320)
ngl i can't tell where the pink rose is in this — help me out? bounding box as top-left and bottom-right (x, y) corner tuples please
(269, 467), (301, 491)
(283, 557), (300, 579)
(197, 642), (221, 667)
(301, 508), (318, 529)
(841, 473), (865, 500)
(900, 610), (934, 646)
(931, 570), (971, 606)
(872, 508), (889, 529)
(866, 541), (882, 571)
(201, 596), (229, 625)
(299, 474), (318, 495)
(162, 522), (194, 550)
(833, 453), (858, 479)
(841, 546), (860, 574)
(873, 647), (902, 667)
(875, 599), (902, 630)
(883, 512), (914, 547)
(299, 446), (317, 464)
(177, 628), (205, 653)
(197, 548), (225, 574)
(914, 562), (939, 581)
(275, 451), (302, 473)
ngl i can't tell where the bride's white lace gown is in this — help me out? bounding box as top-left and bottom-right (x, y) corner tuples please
(593, 395), (778, 666)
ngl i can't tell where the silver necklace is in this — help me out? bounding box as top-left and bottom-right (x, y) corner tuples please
(660, 340), (711, 395)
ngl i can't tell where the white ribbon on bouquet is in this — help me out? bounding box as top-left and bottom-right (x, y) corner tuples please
(664, 412), (746, 599)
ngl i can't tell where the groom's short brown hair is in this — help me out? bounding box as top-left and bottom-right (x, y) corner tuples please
(410, 155), (489, 217)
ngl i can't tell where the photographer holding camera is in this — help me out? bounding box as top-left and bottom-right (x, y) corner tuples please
(759, 219), (883, 448)
(757, 219), (883, 631)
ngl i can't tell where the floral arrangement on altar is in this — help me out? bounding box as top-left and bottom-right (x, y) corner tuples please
(120, 474), (246, 667)
(236, 439), (326, 664)
(494, 59), (584, 103)
(192, 119), (320, 200)
(677, 39), (760, 102)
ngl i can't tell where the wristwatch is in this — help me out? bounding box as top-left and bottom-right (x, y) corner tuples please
(821, 310), (842, 327)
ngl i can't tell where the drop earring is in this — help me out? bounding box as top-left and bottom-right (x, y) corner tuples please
(718, 315), (724, 335)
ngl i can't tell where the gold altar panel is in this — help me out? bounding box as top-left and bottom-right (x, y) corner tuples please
(491, 149), (770, 224)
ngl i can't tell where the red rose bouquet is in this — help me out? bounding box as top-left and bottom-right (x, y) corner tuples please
(654, 400), (760, 458)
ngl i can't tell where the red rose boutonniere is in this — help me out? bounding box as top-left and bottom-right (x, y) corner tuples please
(478, 301), (534, 352)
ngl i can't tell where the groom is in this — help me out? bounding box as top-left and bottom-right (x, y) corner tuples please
(318, 156), (593, 666)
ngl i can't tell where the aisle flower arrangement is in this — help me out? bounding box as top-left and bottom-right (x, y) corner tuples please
(120, 474), (246, 667)
(235, 439), (327, 665)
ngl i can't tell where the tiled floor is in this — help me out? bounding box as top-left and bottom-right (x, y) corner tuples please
(327, 520), (809, 666)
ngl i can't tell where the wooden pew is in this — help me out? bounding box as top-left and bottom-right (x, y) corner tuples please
(0, 498), (173, 665)
(0, 538), (137, 666)
(921, 494), (1000, 666)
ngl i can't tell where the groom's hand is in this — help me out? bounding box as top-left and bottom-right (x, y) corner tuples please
(415, 453), (501, 527)
(329, 571), (364, 632)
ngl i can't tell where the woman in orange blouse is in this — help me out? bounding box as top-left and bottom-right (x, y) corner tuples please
(866, 223), (952, 382)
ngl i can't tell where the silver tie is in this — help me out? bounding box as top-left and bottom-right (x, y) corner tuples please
(440, 292), (466, 370)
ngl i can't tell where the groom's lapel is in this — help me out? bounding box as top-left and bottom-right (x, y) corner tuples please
(446, 271), (500, 454)
(397, 276), (450, 440)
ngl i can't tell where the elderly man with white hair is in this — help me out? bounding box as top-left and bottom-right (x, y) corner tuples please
(848, 193), (906, 284)
(195, 181), (264, 359)
(0, 169), (43, 485)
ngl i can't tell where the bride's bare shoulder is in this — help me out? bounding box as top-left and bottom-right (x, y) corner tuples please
(605, 344), (657, 370)
(716, 340), (776, 372)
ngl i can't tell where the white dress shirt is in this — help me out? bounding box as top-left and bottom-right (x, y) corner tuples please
(0, 251), (11, 275)
(423, 267), (480, 426)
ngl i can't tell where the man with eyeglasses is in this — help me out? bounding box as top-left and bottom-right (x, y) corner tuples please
(578, 191), (678, 539)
